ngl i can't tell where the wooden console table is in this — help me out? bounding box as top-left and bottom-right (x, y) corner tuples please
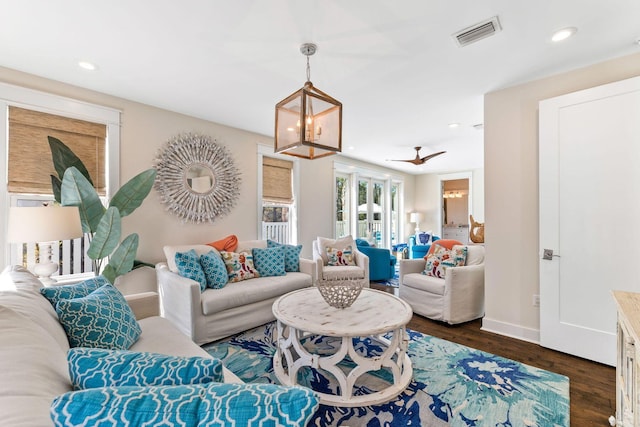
(613, 291), (640, 426)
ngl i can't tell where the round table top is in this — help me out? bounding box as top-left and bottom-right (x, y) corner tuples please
(272, 287), (413, 337)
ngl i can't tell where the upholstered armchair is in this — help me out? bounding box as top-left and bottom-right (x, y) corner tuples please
(312, 236), (369, 287)
(399, 242), (484, 324)
(408, 234), (440, 259)
(355, 239), (396, 281)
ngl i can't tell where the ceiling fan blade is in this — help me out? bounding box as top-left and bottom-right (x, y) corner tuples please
(419, 150), (446, 163)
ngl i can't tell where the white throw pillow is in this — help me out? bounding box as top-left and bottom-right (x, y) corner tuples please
(317, 235), (355, 265)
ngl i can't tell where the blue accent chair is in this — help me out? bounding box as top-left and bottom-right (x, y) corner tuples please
(408, 235), (441, 259)
(355, 239), (397, 281)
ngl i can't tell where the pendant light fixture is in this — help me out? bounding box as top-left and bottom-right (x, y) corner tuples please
(275, 43), (342, 159)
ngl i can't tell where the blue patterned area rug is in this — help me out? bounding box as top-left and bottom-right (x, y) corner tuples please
(203, 322), (569, 426)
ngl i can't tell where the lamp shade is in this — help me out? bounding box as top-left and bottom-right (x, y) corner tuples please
(409, 212), (423, 223)
(275, 81), (342, 160)
(8, 206), (83, 243)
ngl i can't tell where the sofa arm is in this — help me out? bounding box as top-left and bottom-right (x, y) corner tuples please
(354, 248), (369, 282)
(156, 262), (200, 341)
(399, 259), (426, 284)
(443, 264), (485, 324)
(299, 258), (316, 284)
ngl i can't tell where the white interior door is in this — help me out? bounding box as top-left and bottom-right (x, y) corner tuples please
(539, 76), (640, 366)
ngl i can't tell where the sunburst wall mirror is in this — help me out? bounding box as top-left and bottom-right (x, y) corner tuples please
(154, 133), (241, 223)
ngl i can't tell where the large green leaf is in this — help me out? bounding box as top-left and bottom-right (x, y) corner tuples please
(101, 264), (117, 284)
(61, 167), (105, 233)
(110, 169), (157, 217)
(48, 136), (94, 185)
(103, 233), (139, 283)
(51, 175), (62, 204)
(87, 207), (121, 260)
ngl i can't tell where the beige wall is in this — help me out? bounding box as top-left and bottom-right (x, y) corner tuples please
(483, 52), (640, 341)
(0, 66), (414, 263)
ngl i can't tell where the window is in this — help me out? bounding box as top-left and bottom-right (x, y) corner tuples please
(335, 174), (350, 238)
(260, 153), (296, 244)
(1, 81), (120, 277)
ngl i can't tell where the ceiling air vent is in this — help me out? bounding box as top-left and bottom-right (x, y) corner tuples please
(453, 16), (502, 47)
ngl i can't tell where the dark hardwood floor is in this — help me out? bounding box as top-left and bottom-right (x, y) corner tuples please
(370, 283), (616, 427)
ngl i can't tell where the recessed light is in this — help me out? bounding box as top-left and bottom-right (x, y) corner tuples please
(551, 27), (577, 42)
(78, 61), (97, 71)
(448, 123), (460, 129)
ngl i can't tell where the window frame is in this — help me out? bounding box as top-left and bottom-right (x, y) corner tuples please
(0, 81), (121, 272)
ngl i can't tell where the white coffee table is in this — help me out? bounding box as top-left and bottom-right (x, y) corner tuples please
(272, 287), (413, 407)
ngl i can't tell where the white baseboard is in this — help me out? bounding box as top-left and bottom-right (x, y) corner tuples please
(481, 317), (540, 344)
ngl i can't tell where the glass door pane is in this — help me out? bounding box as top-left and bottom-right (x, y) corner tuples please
(391, 183), (399, 245)
(335, 175), (350, 238)
(357, 179), (369, 240)
(372, 181), (384, 247)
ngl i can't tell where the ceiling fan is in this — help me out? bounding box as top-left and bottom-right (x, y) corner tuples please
(390, 146), (446, 165)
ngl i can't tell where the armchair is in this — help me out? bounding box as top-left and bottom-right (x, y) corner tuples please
(399, 243), (484, 324)
(408, 234), (440, 259)
(355, 239), (396, 281)
(312, 236), (369, 287)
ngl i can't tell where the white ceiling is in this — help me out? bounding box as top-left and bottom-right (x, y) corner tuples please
(2, 1), (639, 175)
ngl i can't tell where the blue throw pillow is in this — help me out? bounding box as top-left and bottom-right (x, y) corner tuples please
(67, 348), (224, 389)
(200, 251), (228, 289)
(50, 383), (319, 427)
(267, 240), (302, 272)
(175, 249), (207, 291)
(40, 276), (109, 307)
(55, 283), (141, 350)
(252, 246), (286, 277)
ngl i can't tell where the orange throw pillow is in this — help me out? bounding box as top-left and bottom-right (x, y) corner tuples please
(424, 239), (463, 258)
(207, 235), (238, 252)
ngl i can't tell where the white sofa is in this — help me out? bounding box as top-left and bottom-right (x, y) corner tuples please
(398, 244), (485, 324)
(0, 265), (240, 427)
(156, 240), (315, 345)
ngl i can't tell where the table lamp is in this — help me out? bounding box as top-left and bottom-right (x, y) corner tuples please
(409, 212), (423, 233)
(8, 206), (83, 285)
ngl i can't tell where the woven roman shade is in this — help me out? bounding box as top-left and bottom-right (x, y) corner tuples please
(8, 106), (107, 195)
(263, 157), (293, 204)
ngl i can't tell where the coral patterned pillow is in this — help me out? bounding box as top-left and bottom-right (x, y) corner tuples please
(221, 251), (259, 282)
(423, 245), (467, 278)
(326, 245), (356, 266)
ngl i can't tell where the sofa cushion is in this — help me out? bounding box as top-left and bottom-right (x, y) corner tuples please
(252, 246), (286, 277)
(0, 305), (72, 427)
(175, 249), (207, 291)
(200, 250), (229, 289)
(321, 265), (365, 281)
(56, 283), (141, 350)
(40, 275), (109, 307)
(222, 251), (260, 282)
(267, 240), (302, 272)
(317, 235), (355, 265)
(164, 244), (216, 272)
(50, 383), (319, 427)
(68, 348), (224, 389)
(424, 245), (467, 278)
(402, 272), (446, 296)
(201, 273), (312, 315)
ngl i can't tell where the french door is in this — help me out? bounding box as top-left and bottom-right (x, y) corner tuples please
(357, 178), (385, 247)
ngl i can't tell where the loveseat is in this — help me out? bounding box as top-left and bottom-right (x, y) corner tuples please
(156, 240), (315, 345)
(0, 265), (241, 426)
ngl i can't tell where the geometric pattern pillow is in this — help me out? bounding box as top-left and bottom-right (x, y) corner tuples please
(221, 251), (259, 282)
(200, 251), (229, 289)
(67, 348), (224, 390)
(55, 283), (141, 350)
(40, 275), (109, 307)
(326, 245), (356, 266)
(267, 240), (302, 272)
(175, 249), (207, 292)
(423, 245), (467, 279)
(50, 383), (320, 427)
(252, 246), (286, 277)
